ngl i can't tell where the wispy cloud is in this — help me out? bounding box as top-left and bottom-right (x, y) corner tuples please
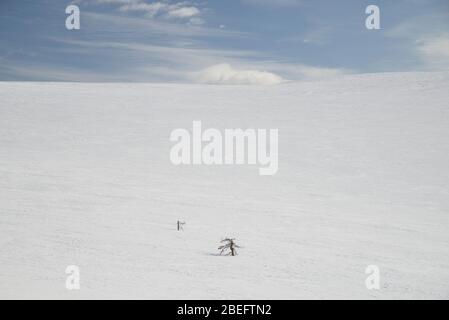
(15, 35), (350, 82)
(80, 11), (241, 38)
(417, 36), (449, 69)
(85, 0), (204, 25)
(387, 12), (449, 70)
(37, 37), (266, 81)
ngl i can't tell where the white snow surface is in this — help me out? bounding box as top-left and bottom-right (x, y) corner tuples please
(0, 72), (448, 299)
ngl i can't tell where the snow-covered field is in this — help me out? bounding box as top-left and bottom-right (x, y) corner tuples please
(0, 72), (448, 299)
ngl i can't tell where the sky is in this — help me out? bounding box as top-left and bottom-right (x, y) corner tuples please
(0, 0), (448, 83)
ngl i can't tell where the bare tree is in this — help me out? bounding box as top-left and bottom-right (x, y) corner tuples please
(218, 238), (241, 256)
(177, 220), (186, 231)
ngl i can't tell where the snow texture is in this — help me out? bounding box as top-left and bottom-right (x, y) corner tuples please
(0, 72), (448, 299)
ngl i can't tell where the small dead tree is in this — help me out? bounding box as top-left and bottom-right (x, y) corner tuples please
(218, 238), (241, 256)
(177, 220), (186, 231)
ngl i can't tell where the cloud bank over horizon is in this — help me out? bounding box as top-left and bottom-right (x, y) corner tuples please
(191, 63), (284, 85)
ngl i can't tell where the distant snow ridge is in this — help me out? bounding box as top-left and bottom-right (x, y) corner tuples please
(193, 63), (284, 85)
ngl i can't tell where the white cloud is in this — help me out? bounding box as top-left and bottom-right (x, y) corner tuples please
(118, 1), (167, 17)
(167, 6), (200, 18)
(90, 0), (203, 22)
(192, 63), (284, 85)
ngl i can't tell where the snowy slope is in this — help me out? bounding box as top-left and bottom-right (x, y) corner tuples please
(0, 72), (448, 299)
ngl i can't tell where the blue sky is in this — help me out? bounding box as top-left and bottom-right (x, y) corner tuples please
(0, 0), (448, 82)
